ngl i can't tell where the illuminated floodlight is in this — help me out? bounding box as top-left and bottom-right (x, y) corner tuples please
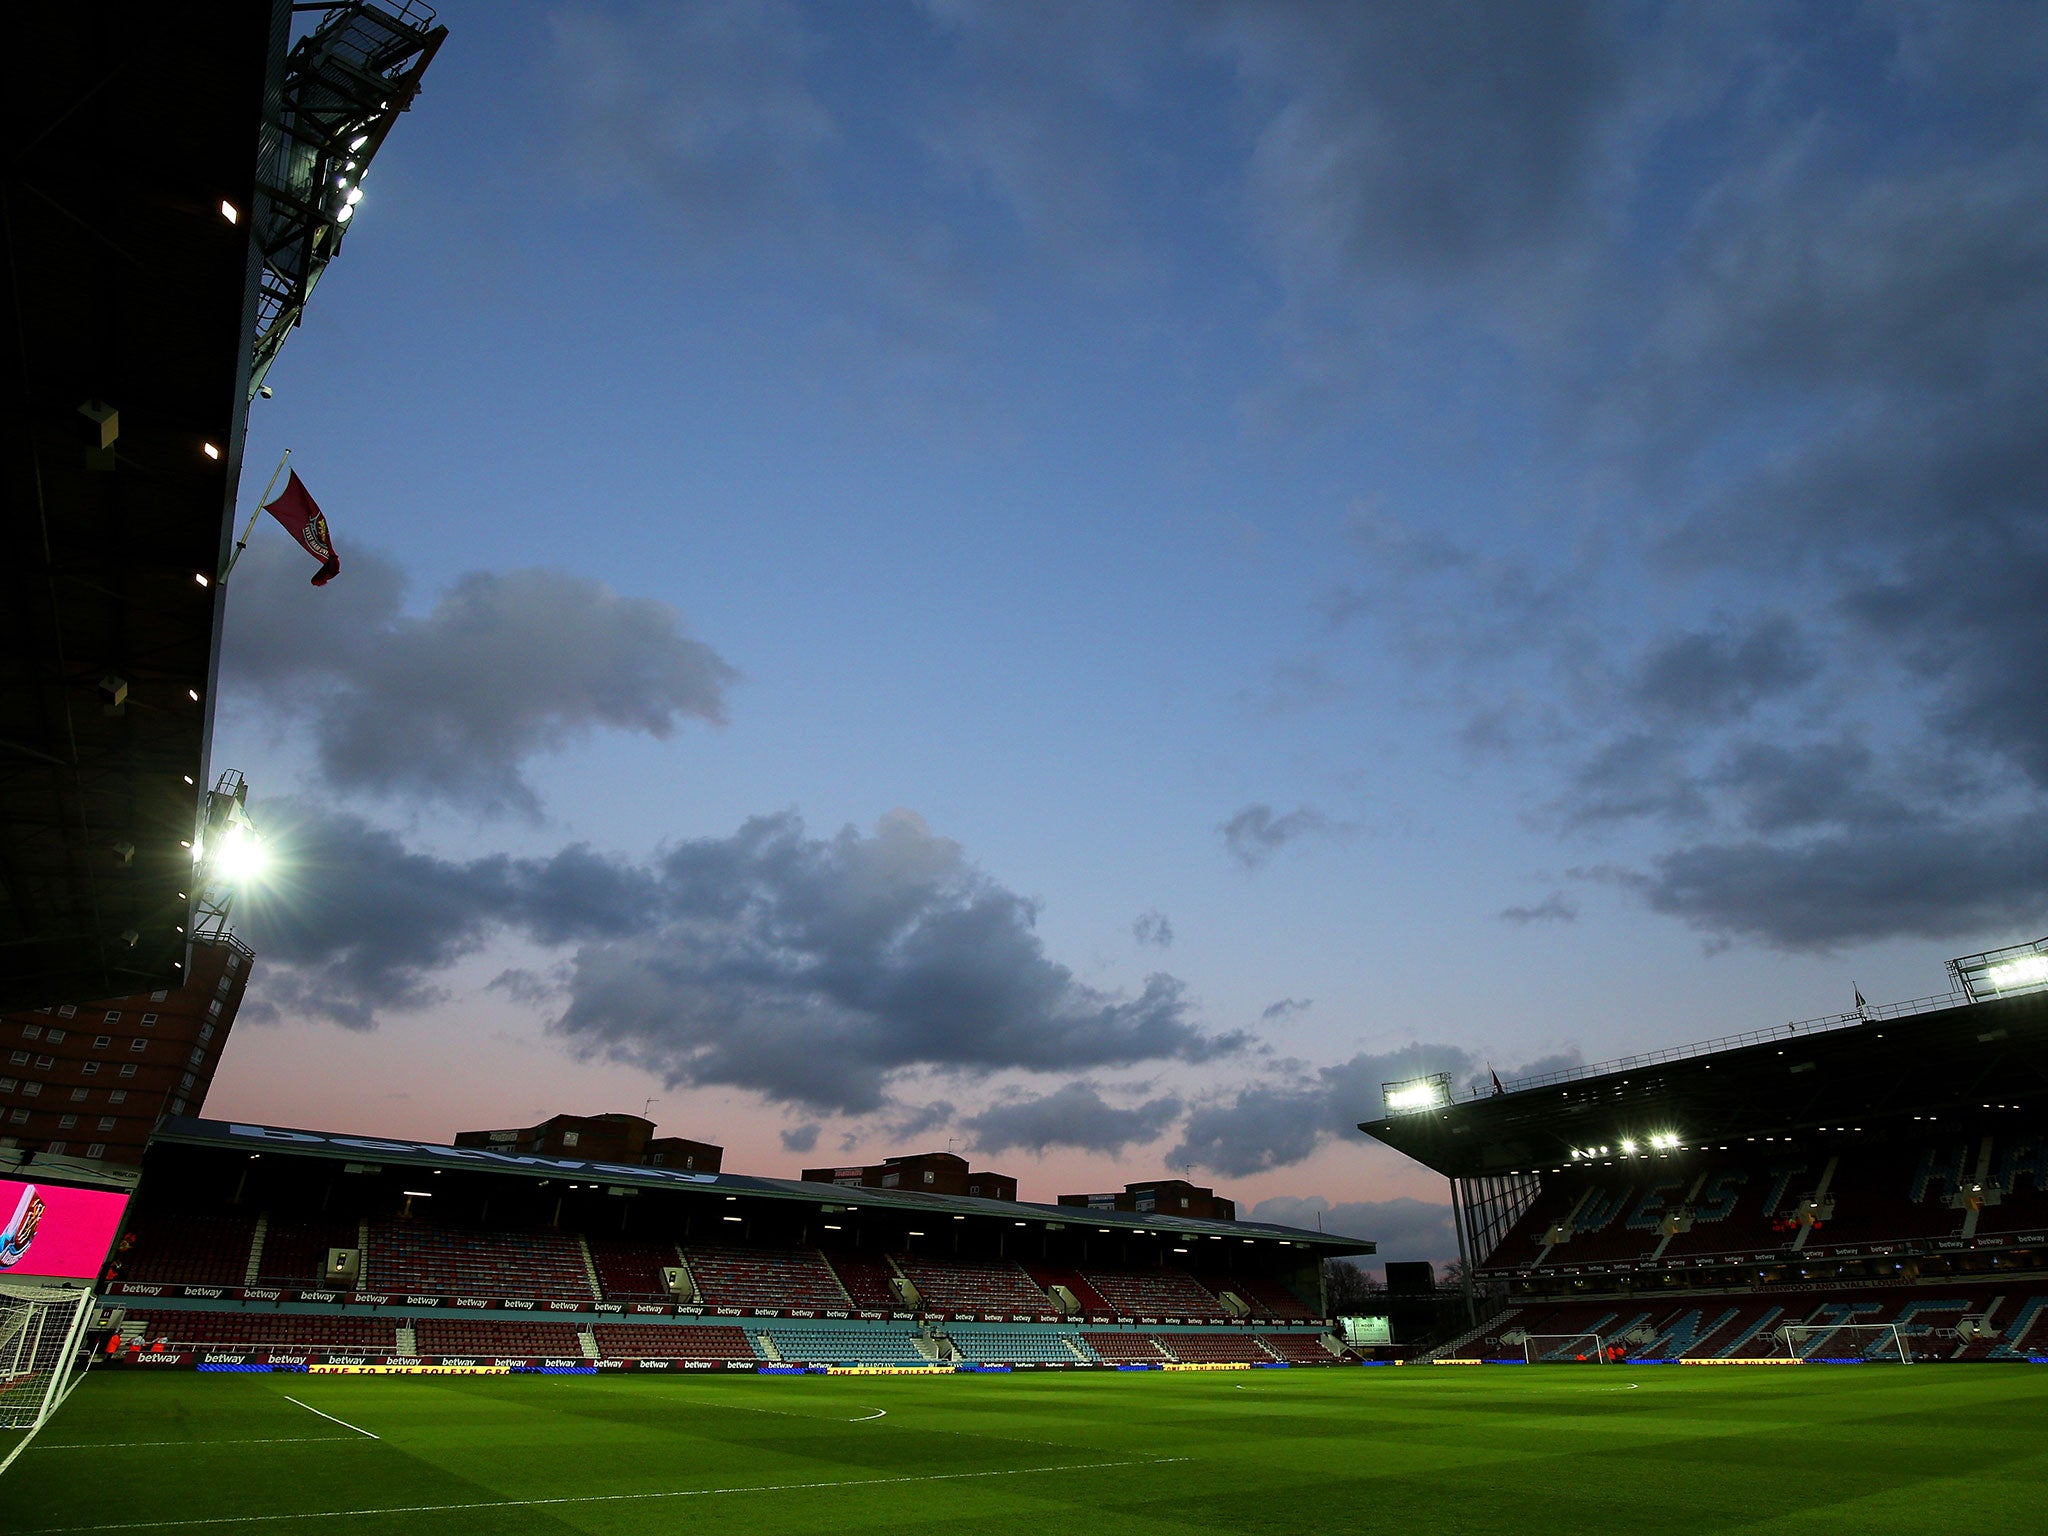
(1619, 1138), (1638, 1155)
(1383, 1073), (1451, 1114)
(1648, 1131), (1681, 1151)
(1951, 938), (2048, 1000)
(212, 823), (267, 884)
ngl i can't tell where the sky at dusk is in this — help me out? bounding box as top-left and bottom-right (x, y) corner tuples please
(206, 2), (2048, 1274)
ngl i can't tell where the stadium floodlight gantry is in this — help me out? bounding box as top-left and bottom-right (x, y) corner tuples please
(1358, 938), (2048, 1342)
(1775, 1323), (1909, 1364)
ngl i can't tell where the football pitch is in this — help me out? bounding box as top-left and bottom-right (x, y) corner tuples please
(5, 1366), (2045, 1535)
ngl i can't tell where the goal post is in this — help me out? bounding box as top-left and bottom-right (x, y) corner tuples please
(1773, 1322), (1909, 1364)
(1522, 1331), (1608, 1364)
(0, 1289), (98, 1477)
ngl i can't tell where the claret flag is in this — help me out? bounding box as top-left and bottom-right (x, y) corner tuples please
(262, 470), (341, 586)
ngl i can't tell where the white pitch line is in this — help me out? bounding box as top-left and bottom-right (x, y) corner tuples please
(33, 1438), (354, 1452)
(25, 1455), (1191, 1533)
(848, 1407), (887, 1422)
(279, 1395), (379, 1441)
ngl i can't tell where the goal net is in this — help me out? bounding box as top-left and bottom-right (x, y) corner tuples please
(1523, 1331), (1608, 1364)
(1774, 1322), (1908, 1363)
(0, 1289), (97, 1476)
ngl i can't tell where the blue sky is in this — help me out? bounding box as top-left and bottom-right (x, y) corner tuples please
(208, 2), (2048, 1272)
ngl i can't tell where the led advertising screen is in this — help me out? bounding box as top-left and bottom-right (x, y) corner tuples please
(1339, 1315), (1393, 1348)
(0, 1179), (129, 1279)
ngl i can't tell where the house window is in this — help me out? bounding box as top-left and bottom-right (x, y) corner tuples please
(150, 990), (168, 1002)
(562, 1131), (580, 1147)
(7, 1111), (25, 1125)
(22, 1083), (40, 1098)
(199, 1024), (214, 1042)
(98, 1117), (115, 1131)
(46, 1141), (64, 1154)
(45, 1029), (63, 1043)
(0, 1080), (14, 1094)
(188, 1048), (204, 1067)
(85, 1144), (105, 1159)
(180, 1073), (195, 1089)
(9, 1052), (25, 1066)
(57, 1005), (74, 1018)
(107, 1090), (126, 1105)
(130, 1039), (146, 1052)
(168, 1099), (185, 1116)
(58, 1115), (75, 1129)
(923, 1171), (935, 1185)
(69, 1088), (88, 1102)
(140, 1014), (158, 1027)
(94, 1036), (111, 1049)
(207, 1000), (222, 1017)
(118, 1065), (136, 1079)
(82, 1063), (99, 1076)
(33, 1056), (52, 1070)
(226, 951), (241, 974)
(104, 1011), (121, 1024)
(21, 1025), (39, 1041)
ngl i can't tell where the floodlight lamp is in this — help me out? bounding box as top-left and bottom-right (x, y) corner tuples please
(349, 134), (369, 151)
(1383, 1074), (1450, 1113)
(336, 204), (354, 223)
(345, 187), (363, 205)
(1987, 955), (2048, 990)
(1620, 1138), (1638, 1155)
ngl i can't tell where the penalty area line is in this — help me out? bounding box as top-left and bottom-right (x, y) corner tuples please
(33, 1438), (357, 1452)
(279, 1396), (379, 1440)
(23, 1455), (1192, 1533)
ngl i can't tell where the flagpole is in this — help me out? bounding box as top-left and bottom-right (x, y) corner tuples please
(219, 448), (291, 584)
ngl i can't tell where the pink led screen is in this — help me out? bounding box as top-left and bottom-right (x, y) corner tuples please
(0, 1179), (128, 1279)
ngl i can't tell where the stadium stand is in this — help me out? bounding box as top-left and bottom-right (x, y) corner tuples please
(365, 1219), (596, 1300)
(1081, 1331), (1171, 1362)
(1202, 1273), (1314, 1318)
(254, 1216), (359, 1285)
(764, 1320), (928, 1366)
(123, 1310), (396, 1353)
(587, 1236), (682, 1300)
(413, 1319), (583, 1357)
(1154, 1331), (1273, 1364)
(822, 1250), (902, 1310)
(593, 1324), (761, 1361)
(895, 1254), (1049, 1313)
(1082, 1268), (1229, 1318)
(684, 1246), (849, 1310)
(121, 1212), (255, 1286)
(1257, 1332), (1335, 1363)
(943, 1324), (1091, 1364)
(1023, 1265), (1111, 1314)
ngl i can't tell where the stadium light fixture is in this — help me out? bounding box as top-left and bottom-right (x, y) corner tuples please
(1619, 1138), (1638, 1155)
(221, 199), (239, 224)
(1383, 1073), (1451, 1114)
(202, 441), (220, 460)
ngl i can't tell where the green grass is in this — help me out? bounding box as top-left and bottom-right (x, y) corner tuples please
(5, 1365), (2046, 1535)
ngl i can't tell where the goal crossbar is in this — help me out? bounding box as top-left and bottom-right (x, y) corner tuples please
(0, 1289), (97, 1478)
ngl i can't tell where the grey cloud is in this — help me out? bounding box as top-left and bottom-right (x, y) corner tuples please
(548, 810), (1243, 1114)
(1172, 1043), (1583, 1177)
(242, 805), (1242, 1108)
(487, 967), (565, 1006)
(1248, 1195), (1456, 1274)
(963, 1081), (1182, 1157)
(1131, 910), (1174, 948)
(239, 800), (666, 1029)
(1639, 814), (2048, 953)
(779, 1124), (820, 1155)
(1260, 997), (1311, 1021)
(222, 540), (735, 816)
(1499, 893), (1577, 926)
(1219, 804), (1334, 869)
(1629, 615), (1817, 725)
(886, 1100), (957, 1142)
(1209, 1), (1624, 277)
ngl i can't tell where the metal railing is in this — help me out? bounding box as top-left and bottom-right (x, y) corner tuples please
(1465, 982), (2038, 1104)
